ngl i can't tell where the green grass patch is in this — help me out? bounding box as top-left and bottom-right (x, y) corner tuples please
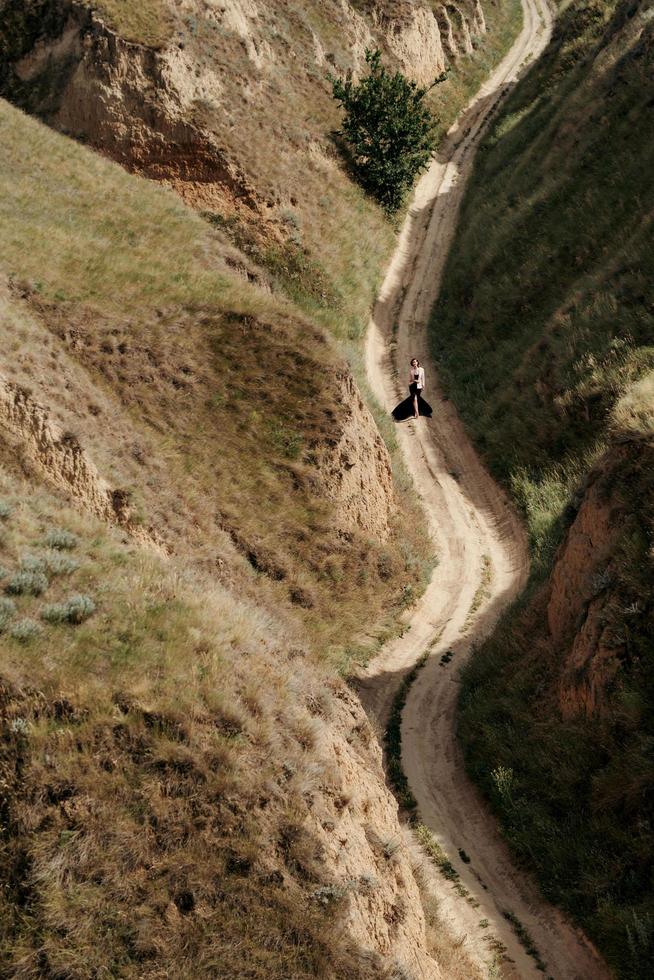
(502, 909), (547, 973)
(383, 650), (429, 816)
(415, 823), (461, 882)
(463, 553), (492, 631)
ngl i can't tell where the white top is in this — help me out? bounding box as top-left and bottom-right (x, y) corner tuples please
(409, 365), (425, 389)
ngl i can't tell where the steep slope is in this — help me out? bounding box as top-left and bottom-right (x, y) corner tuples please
(0, 98), (448, 978)
(0, 468), (439, 979)
(0, 96), (430, 667)
(0, 0), (525, 653)
(0, 0), (534, 975)
(0, 0), (521, 350)
(428, 0), (654, 974)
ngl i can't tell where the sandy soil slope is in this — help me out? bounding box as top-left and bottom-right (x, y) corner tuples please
(359, 0), (612, 975)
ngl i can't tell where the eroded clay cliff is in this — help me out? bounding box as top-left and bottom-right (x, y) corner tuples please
(0, 0), (487, 221)
(544, 437), (654, 721)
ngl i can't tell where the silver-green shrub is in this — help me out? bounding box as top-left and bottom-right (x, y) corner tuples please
(43, 551), (80, 576)
(5, 570), (49, 596)
(44, 528), (79, 551)
(20, 554), (48, 574)
(20, 552), (79, 577)
(0, 596), (16, 631)
(41, 594), (96, 625)
(9, 618), (42, 642)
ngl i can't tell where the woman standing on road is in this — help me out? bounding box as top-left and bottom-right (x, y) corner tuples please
(392, 357), (433, 421)
(409, 358), (425, 418)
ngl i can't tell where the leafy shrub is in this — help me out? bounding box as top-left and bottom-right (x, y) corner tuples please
(43, 551), (80, 576)
(331, 49), (443, 213)
(0, 596), (17, 631)
(280, 207), (300, 229)
(5, 570), (49, 596)
(0, 499), (12, 519)
(20, 554), (47, 574)
(20, 551), (80, 576)
(9, 618), (42, 642)
(44, 528), (79, 550)
(310, 881), (354, 907)
(40, 594), (96, 625)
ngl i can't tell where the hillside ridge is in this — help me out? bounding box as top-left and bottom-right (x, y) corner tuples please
(0, 0), (528, 974)
(430, 0), (654, 974)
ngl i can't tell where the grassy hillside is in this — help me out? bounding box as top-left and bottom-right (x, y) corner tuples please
(0, 0), (523, 357)
(0, 467), (392, 978)
(0, 97), (440, 977)
(1, 96), (436, 670)
(431, 0), (654, 572)
(0, 1), (531, 973)
(0, 0), (525, 659)
(429, 0), (654, 973)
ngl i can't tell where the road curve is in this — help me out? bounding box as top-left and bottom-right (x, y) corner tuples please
(358, 0), (611, 976)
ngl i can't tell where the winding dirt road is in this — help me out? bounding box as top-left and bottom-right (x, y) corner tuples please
(359, 0), (611, 976)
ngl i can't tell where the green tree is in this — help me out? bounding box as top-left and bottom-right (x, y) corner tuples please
(331, 49), (445, 213)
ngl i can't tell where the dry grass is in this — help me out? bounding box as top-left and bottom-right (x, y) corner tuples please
(0, 465), (389, 978)
(92, 0), (176, 47)
(0, 3), (530, 974)
(0, 97), (431, 668)
(611, 370), (654, 437)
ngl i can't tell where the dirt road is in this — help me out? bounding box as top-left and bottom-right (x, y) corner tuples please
(359, 0), (611, 976)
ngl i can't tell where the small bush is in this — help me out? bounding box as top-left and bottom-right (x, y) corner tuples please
(5, 570), (49, 596)
(357, 873), (378, 894)
(20, 554), (47, 574)
(41, 594), (96, 625)
(0, 596), (17, 631)
(280, 207), (300, 229)
(310, 881), (354, 907)
(44, 528), (79, 550)
(9, 717), (30, 735)
(0, 566), (8, 581)
(20, 551), (80, 576)
(9, 618), (42, 642)
(43, 551), (80, 576)
(0, 499), (12, 519)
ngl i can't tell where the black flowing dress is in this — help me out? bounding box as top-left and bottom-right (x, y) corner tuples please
(392, 375), (433, 421)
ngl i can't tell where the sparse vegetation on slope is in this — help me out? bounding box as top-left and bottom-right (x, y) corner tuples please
(1, 98), (431, 669)
(430, 1), (654, 973)
(93, 0), (175, 47)
(0, 471), (409, 978)
(0, 0), (529, 974)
